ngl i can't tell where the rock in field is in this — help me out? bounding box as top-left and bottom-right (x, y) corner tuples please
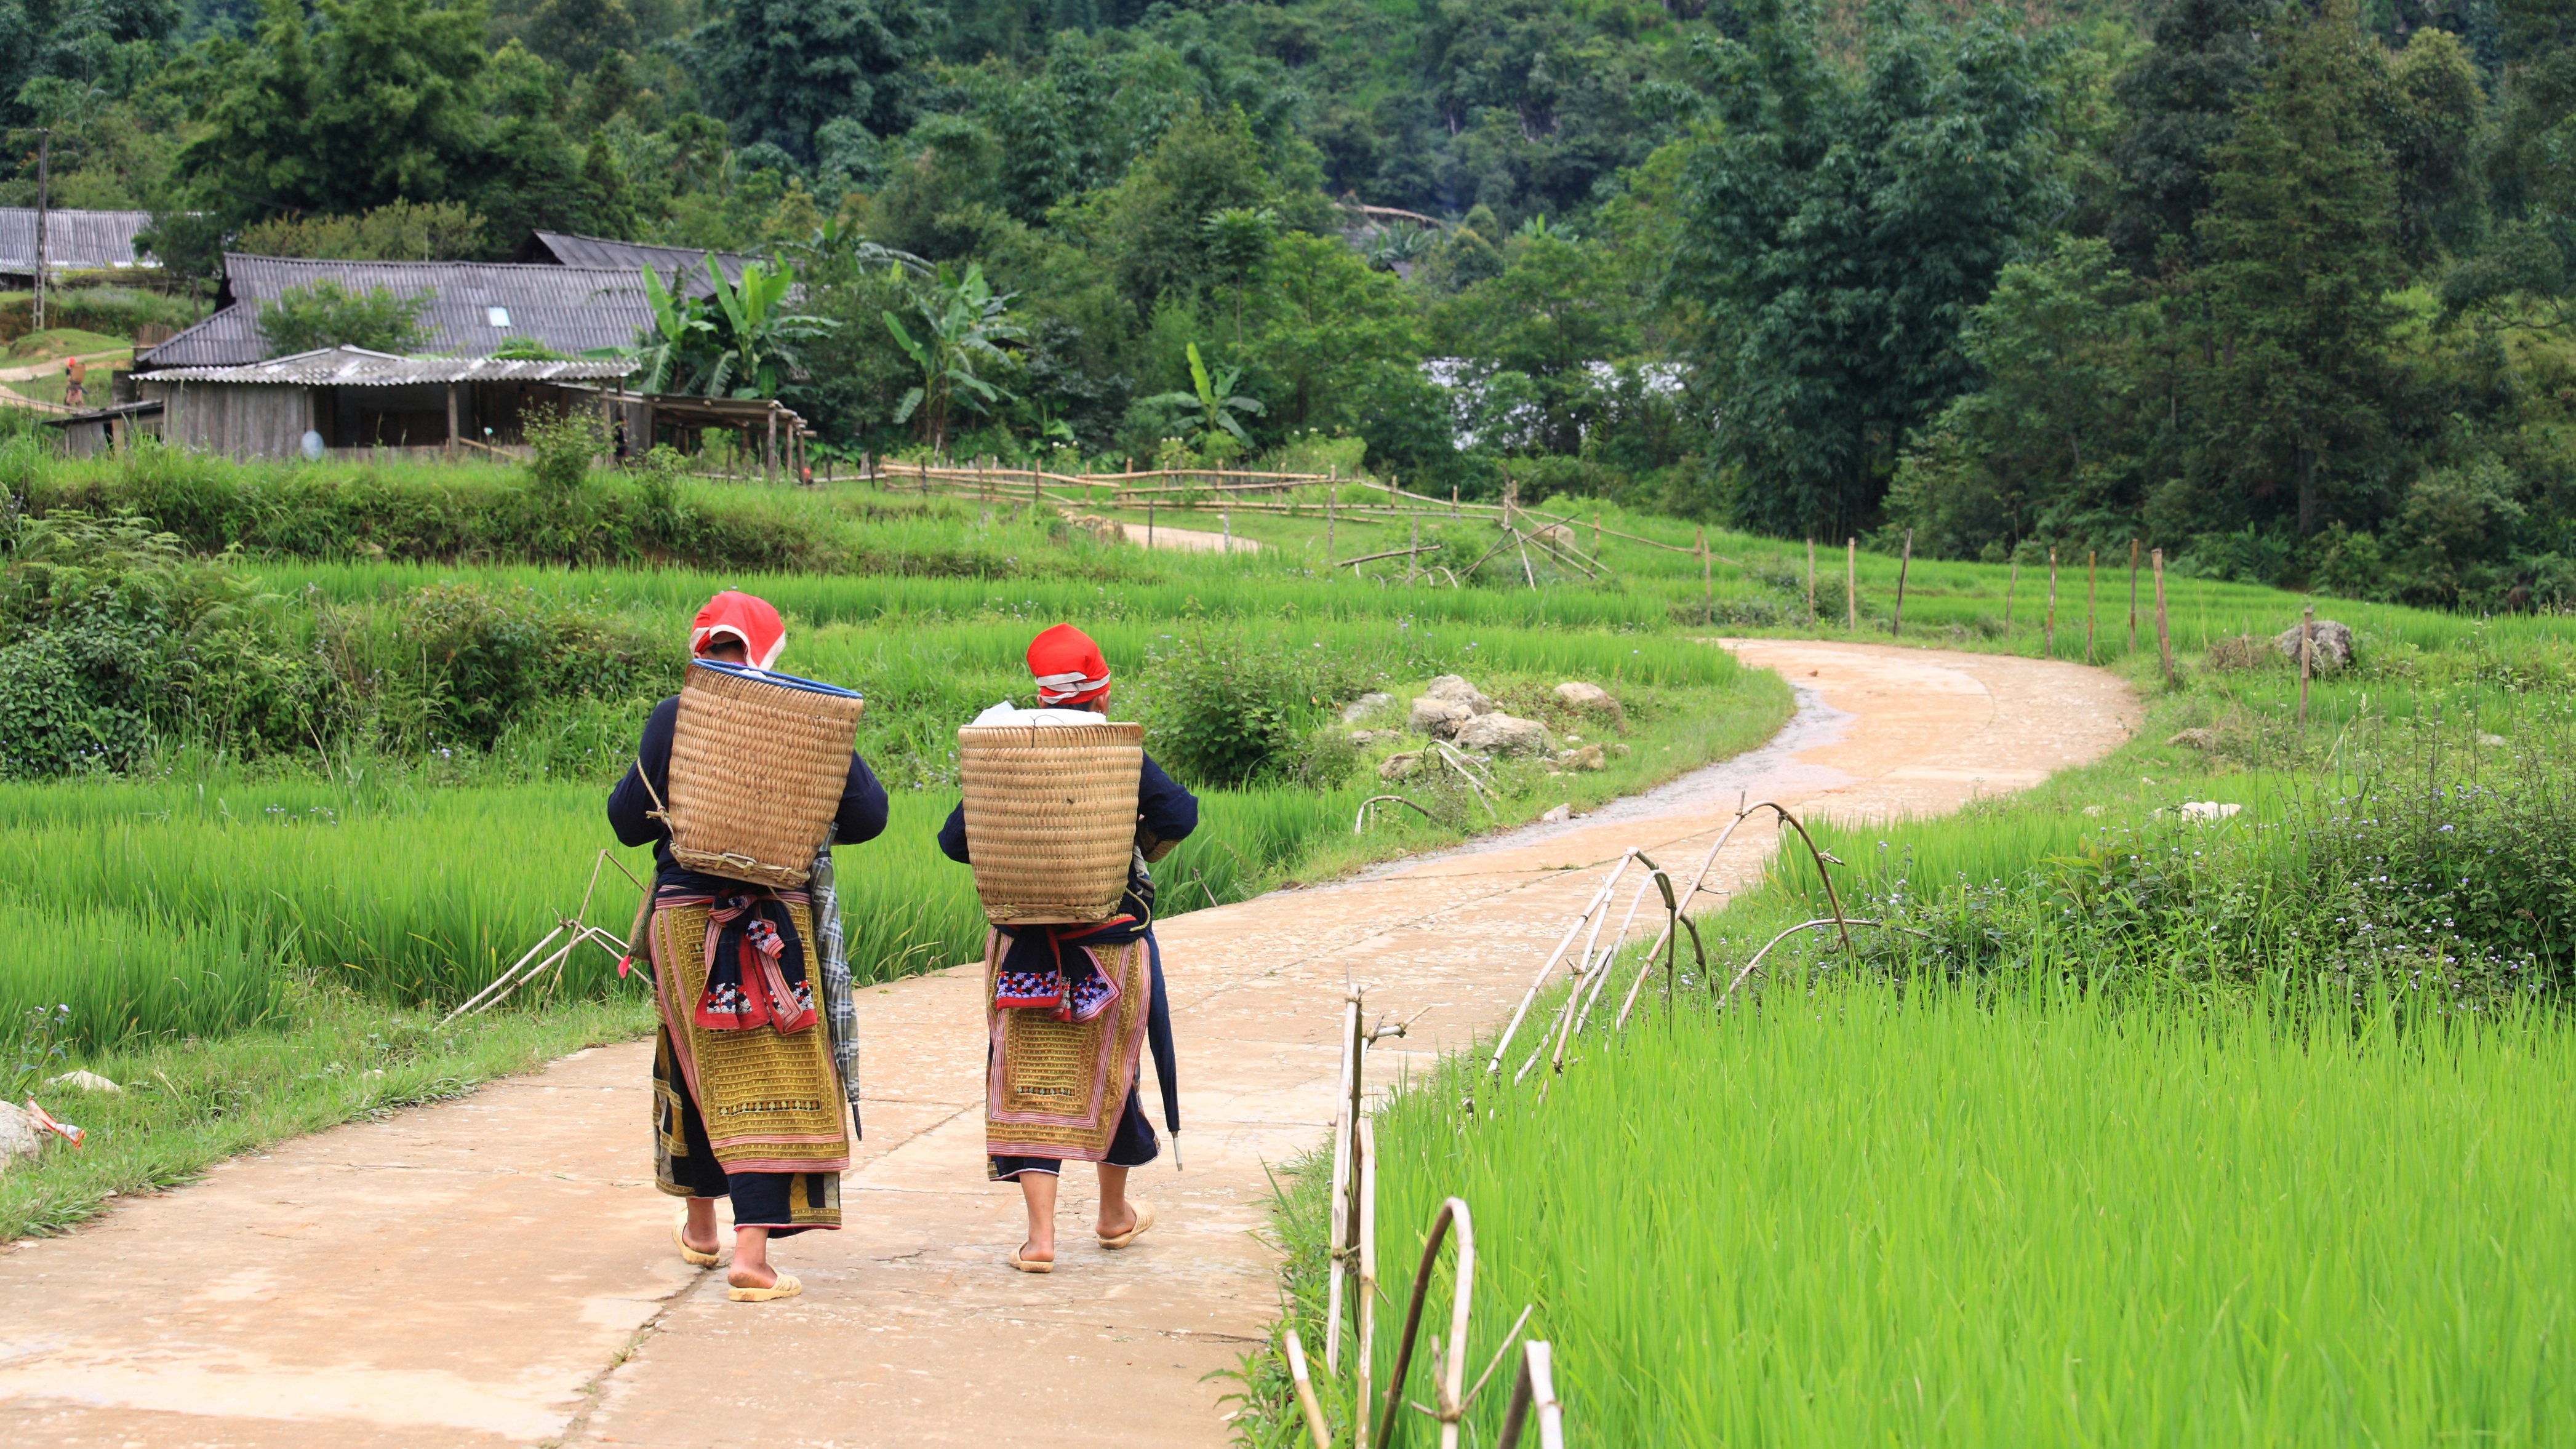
(1342, 692), (1394, 723)
(46, 1071), (120, 1094)
(1457, 713), (1550, 756)
(2274, 619), (2354, 670)
(0, 1102), (42, 1173)
(2175, 800), (2241, 822)
(1553, 681), (1615, 710)
(1539, 803), (1572, 824)
(1378, 751), (1421, 782)
(1409, 697), (1473, 738)
(1423, 675), (1495, 715)
(1558, 744), (1606, 771)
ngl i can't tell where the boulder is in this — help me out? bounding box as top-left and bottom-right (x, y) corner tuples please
(1409, 697), (1473, 739)
(1558, 744), (1606, 772)
(2274, 619), (2355, 671)
(1423, 675), (1495, 715)
(1457, 712), (1550, 756)
(1553, 681), (1615, 711)
(1378, 751), (1422, 782)
(0, 1101), (42, 1174)
(1538, 803), (1572, 824)
(1342, 691), (1394, 724)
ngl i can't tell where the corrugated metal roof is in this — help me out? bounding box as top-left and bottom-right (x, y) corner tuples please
(0, 209), (157, 271)
(516, 231), (757, 285)
(140, 255), (662, 369)
(142, 345), (638, 386)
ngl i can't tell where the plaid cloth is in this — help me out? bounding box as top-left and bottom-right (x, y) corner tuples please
(809, 839), (862, 1111)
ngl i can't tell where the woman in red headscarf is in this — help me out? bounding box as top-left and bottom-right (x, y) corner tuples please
(608, 590), (888, 1302)
(937, 623), (1196, 1272)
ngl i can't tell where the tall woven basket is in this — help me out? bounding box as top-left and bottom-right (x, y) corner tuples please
(958, 721), (1144, 924)
(665, 660), (866, 888)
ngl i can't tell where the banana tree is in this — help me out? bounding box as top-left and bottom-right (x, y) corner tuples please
(884, 262), (1024, 454)
(1143, 341), (1265, 457)
(622, 265), (720, 393)
(700, 254), (833, 399)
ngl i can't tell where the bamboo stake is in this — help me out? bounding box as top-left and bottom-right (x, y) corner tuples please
(1408, 513), (1420, 583)
(1890, 529), (1913, 636)
(2086, 551), (2097, 662)
(1354, 1118), (1380, 1449)
(1496, 1342), (1564, 1449)
(1698, 526), (1710, 618)
(2152, 548), (2174, 686)
(2298, 602), (2314, 729)
(2045, 547), (2058, 660)
(2004, 556), (2017, 631)
(1324, 992), (1362, 1370)
(1806, 537), (1816, 626)
(1326, 478), (1336, 558)
(2128, 538), (2140, 652)
(1846, 538), (1857, 629)
(1373, 1197), (1476, 1449)
(1283, 1331), (1332, 1449)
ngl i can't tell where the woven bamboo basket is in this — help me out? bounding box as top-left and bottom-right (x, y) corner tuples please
(665, 660), (866, 888)
(958, 721), (1144, 924)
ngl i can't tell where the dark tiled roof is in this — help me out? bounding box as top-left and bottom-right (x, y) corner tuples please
(0, 209), (157, 271)
(140, 255), (661, 370)
(514, 231), (758, 286)
(142, 345), (637, 386)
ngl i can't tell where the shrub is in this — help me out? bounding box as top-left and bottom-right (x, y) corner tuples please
(1134, 633), (1372, 788)
(522, 407), (602, 494)
(258, 281), (433, 355)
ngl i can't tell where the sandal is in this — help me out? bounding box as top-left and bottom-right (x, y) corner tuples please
(674, 1218), (722, 1269)
(1097, 1199), (1156, 1250)
(727, 1271), (802, 1303)
(1007, 1246), (1055, 1274)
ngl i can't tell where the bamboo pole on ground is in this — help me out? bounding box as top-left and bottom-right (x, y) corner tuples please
(1890, 529), (1913, 636)
(2046, 548), (2058, 659)
(2152, 548), (2174, 686)
(1846, 538), (1857, 629)
(2128, 538), (2141, 652)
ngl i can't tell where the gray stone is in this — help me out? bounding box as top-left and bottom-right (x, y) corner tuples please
(2274, 619), (2356, 670)
(1342, 692), (1395, 724)
(1553, 681), (1614, 710)
(1558, 744), (1606, 772)
(1409, 696), (1473, 739)
(1378, 751), (1422, 782)
(0, 1101), (41, 1173)
(1423, 675), (1494, 715)
(1538, 803), (1572, 824)
(1457, 712), (1550, 756)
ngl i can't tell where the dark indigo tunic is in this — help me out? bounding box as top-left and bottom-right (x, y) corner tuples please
(609, 694), (890, 887)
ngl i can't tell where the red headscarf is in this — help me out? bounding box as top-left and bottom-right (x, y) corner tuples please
(690, 590), (787, 670)
(1027, 623), (1111, 706)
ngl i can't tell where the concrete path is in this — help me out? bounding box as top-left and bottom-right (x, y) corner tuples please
(0, 641), (2137, 1448)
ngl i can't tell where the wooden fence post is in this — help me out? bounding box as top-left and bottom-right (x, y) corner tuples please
(2085, 551), (2097, 663)
(1326, 477), (1336, 558)
(2152, 548), (2174, 686)
(2045, 547), (2058, 660)
(1148, 497), (1156, 549)
(1698, 526), (1710, 619)
(1890, 529), (1913, 636)
(1846, 537), (1857, 630)
(1805, 537), (1816, 626)
(2005, 557), (2017, 631)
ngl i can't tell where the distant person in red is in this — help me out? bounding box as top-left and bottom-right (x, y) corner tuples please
(63, 356), (84, 409)
(607, 590), (887, 1302)
(938, 623), (1195, 1272)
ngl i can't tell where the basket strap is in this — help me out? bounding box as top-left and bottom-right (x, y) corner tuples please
(634, 754), (670, 824)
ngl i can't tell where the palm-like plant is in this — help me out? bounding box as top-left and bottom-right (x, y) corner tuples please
(1368, 222), (1438, 272)
(1143, 342), (1265, 457)
(786, 215), (930, 287)
(884, 263), (1025, 454)
(1201, 206), (1277, 341)
(612, 254), (833, 399)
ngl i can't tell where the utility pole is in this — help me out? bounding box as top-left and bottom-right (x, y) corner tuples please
(31, 128), (49, 333)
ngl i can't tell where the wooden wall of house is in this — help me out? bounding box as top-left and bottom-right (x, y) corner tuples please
(137, 380), (310, 460)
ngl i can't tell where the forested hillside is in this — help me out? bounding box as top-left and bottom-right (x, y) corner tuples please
(11, 0), (2572, 606)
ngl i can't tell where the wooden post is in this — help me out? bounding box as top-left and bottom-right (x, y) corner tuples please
(1147, 497), (1155, 549)
(2004, 557), (2017, 631)
(2045, 548), (2058, 660)
(445, 383), (458, 460)
(2152, 548), (2174, 686)
(1450, 485), (1458, 518)
(1223, 505), (1232, 554)
(1697, 526), (1710, 619)
(1594, 510), (1602, 554)
(1846, 538), (1857, 630)
(2085, 551), (2098, 663)
(1805, 537), (1816, 626)
(1032, 465), (1040, 508)
(1890, 529), (1913, 636)
(1325, 479), (1335, 558)
(1408, 513), (1419, 584)
(766, 405), (778, 484)
(2127, 538), (2141, 652)
(2298, 602), (2314, 729)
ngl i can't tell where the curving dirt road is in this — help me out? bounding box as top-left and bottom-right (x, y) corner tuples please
(0, 641), (2135, 1448)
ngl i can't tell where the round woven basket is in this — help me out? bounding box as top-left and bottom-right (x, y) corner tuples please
(958, 721), (1145, 924)
(666, 661), (866, 888)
